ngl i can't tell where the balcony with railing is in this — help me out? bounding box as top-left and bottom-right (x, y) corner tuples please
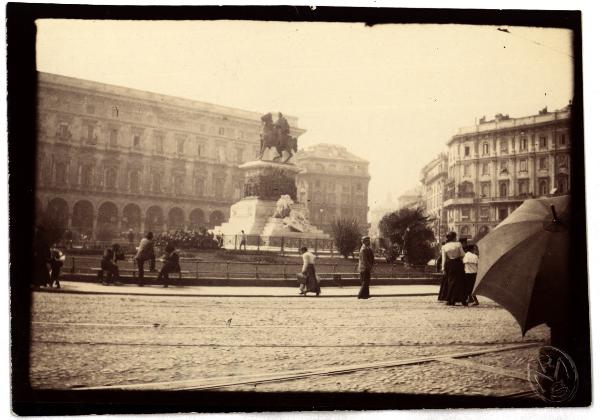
(443, 190), (476, 206)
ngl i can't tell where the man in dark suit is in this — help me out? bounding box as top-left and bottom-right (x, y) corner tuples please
(357, 236), (375, 299)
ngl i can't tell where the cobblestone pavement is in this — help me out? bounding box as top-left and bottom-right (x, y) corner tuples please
(30, 292), (549, 396)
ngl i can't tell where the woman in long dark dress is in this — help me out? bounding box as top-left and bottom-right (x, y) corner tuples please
(436, 242), (449, 301)
(441, 232), (467, 306)
(299, 246), (320, 296)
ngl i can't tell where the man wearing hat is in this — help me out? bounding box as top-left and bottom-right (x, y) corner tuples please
(357, 236), (375, 299)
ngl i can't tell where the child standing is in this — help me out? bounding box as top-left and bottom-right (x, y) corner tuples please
(463, 244), (480, 306)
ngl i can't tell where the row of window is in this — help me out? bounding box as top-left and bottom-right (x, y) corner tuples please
(56, 122), (254, 163)
(454, 176), (568, 200)
(311, 179), (366, 193)
(55, 114), (250, 140)
(461, 155), (569, 176)
(309, 162), (366, 174)
(461, 133), (568, 158)
(448, 207), (513, 223)
(50, 162), (239, 199)
(306, 207), (368, 223)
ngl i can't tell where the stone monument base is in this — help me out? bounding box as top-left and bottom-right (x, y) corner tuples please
(214, 160), (330, 245)
(215, 197), (330, 242)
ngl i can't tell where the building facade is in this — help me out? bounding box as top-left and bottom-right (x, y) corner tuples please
(420, 153), (448, 242)
(443, 106), (571, 240)
(35, 72), (304, 240)
(368, 193), (399, 239)
(397, 187), (423, 211)
(293, 144), (370, 235)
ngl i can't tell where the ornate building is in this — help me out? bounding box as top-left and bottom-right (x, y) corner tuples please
(420, 153), (448, 243)
(443, 105), (571, 240)
(292, 144), (370, 235)
(35, 72), (304, 240)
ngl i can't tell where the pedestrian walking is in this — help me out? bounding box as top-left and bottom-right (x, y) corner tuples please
(239, 230), (247, 251)
(298, 246), (320, 296)
(156, 243), (180, 288)
(48, 244), (65, 288)
(441, 231), (467, 306)
(357, 236), (375, 299)
(463, 244), (480, 306)
(134, 232), (156, 286)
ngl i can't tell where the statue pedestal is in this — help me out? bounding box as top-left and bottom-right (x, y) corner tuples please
(215, 160), (329, 243)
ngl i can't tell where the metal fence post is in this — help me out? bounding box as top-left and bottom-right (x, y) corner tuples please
(283, 262), (287, 279)
(314, 238), (318, 255)
(257, 236), (260, 252)
(255, 264), (259, 280)
(226, 262), (230, 280)
(281, 236), (284, 256)
(195, 261), (199, 281)
(330, 241), (334, 257)
(71, 256), (75, 274)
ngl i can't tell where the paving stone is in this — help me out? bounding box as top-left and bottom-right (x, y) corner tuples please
(30, 293), (549, 393)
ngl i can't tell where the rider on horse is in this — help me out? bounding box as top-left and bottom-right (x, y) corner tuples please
(258, 112), (297, 163)
(274, 112), (290, 149)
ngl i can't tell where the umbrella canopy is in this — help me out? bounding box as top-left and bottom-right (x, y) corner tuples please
(473, 195), (570, 335)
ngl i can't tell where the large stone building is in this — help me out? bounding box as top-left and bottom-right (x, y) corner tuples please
(420, 153), (448, 242)
(442, 105), (571, 240)
(292, 144), (370, 235)
(35, 72), (305, 240)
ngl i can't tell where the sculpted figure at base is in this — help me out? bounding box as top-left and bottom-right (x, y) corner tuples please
(258, 112), (298, 163)
(274, 195), (294, 218)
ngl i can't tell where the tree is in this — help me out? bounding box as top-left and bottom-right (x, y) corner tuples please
(331, 218), (362, 259)
(379, 207), (436, 265)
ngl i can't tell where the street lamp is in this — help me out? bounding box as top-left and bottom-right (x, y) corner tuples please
(319, 208), (324, 226)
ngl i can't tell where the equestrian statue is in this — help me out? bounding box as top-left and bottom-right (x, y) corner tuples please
(258, 112), (298, 164)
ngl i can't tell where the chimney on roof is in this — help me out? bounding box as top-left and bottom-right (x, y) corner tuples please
(478, 116), (487, 124)
(494, 113), (510, 121)
(538, 106), (548, 115)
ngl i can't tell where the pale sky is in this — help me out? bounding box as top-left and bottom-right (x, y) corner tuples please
(36, 20), (574, 214)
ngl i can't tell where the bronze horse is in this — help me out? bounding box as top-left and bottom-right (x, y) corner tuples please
(258, 113), (298, 163)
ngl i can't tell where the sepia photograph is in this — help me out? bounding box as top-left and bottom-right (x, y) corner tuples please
(6, 3), (592, 415)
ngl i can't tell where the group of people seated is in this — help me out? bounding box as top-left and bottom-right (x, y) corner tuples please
(154, 229), (223, 250)
(437, 231), (480, 306)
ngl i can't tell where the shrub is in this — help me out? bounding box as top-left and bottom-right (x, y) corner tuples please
(331, 218), (362, 259)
